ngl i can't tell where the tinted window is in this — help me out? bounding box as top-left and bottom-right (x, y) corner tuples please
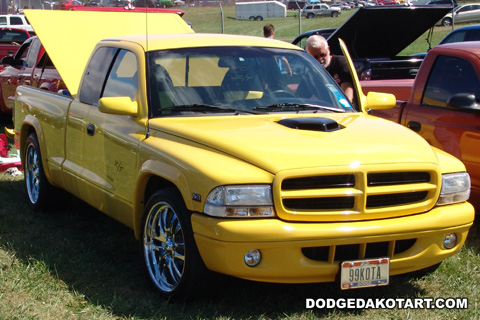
(79, 47), (118, 105)
(0, 29), (29, 43)
(441, 30), (467, 44)
(466, 29), (480, 41)
(10, 17), (23, 25)
(422, 55), (480, 107)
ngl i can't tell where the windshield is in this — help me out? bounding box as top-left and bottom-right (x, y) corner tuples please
(147, 46), (354, 117)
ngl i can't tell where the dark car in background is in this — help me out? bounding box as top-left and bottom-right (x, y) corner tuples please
(287, 1), (307, 10)
(293, 6), (451, 80)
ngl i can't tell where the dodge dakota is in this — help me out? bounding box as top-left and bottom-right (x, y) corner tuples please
(363, 41), (480, 211)
(14, 10), (474, 300)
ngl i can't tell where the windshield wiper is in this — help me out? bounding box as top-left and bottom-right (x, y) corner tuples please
(253, 103), (345, 113)
(162, 104), (263, 114)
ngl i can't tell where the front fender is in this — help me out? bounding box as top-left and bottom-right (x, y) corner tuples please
(132, 136), (275, 240)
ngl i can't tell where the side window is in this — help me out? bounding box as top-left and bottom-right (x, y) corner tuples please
(0, 17), (6, 25)
(442, 31), (466, 44)
(79, 47), (118, 105)
(467, 29), (480, 41)
(10, 17), (23, 26)
(422, 55), (480, 108)
(102, 50), (138, 101)
(457, 5), (470, 13)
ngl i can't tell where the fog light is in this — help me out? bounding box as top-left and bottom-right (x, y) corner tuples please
(443, 233), (457, 249)
(244, 249), (262, 267)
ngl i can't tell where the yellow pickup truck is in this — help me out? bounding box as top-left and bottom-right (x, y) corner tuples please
(14, 10), (474, 300)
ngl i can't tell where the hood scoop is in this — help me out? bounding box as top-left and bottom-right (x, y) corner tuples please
(277, 117), (343, 132)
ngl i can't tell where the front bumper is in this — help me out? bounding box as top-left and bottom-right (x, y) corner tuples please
(192, 202), (474, 283)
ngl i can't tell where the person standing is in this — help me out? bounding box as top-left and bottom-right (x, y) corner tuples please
(305, 35), (354, 103)
(263, 24), (292, 76)
(263, 24), (275, 39)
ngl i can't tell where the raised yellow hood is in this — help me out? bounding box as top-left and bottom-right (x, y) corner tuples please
(24, 9), (193, 96)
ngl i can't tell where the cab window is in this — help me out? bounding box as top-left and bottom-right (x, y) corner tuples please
(422, 55), (480, 108)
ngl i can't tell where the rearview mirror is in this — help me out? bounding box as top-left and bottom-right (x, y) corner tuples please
(1, 56), (15, 66)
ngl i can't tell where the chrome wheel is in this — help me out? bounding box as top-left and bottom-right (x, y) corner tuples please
(24, 132), (53, 210)
(144, 200), (185, 293)
(442, 17), (452, 27)
(25, 142), (40, 204)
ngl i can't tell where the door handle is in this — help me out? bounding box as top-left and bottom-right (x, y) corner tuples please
(407, 121), (421, 132)
(87, 123), (95, 136)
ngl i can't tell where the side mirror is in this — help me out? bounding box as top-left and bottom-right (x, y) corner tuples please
(364, 91), (396, 110)
(447, 93), (480, 111)
(98, 96), (138, 116)
(1, 56), (15, 66)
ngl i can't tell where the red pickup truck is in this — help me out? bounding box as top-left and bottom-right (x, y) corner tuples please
(0, 36), (66, 114)
(0, 27), (31, 60)
(362, 41), (480, 210)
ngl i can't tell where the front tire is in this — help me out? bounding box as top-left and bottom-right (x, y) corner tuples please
(307, 12), (314, 19)
(142, 189), (206, 301)
(24, 132), (54, 211)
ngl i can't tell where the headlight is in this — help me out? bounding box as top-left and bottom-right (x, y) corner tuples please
(437, 172), (471, 206)
(204, 185), (275, 218)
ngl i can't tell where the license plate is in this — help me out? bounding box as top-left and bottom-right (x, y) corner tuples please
(340, 258), (390, 290)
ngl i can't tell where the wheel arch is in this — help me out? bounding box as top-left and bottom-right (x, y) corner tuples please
(133, 161), (195, 240)
(18, 117), (53, 182)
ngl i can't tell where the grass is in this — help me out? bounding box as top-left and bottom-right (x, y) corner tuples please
(1, 6), (480, 319)
(182, 5), (457, 54)
(0, 170), (479, 319)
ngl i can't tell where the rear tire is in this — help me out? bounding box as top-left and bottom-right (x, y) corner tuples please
(255, 16), (263, 21)
(332, 11), (339, 17)
(24, 132), (55, 211)
(142, 189), (207, 301)
(249, 16), (255, 21)
(442, 17), (452, 27)
(307, 12), (314, 19)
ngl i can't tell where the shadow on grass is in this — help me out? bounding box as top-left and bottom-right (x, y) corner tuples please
(1, 177), (476, 319)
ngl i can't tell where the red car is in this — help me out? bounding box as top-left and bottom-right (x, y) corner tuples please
(53, 0), (85, 10)
(0, 27), (31, 60)
(0, 36), (66, 114)
(73, 5), (185, 15)
(363, 41), (480, 210)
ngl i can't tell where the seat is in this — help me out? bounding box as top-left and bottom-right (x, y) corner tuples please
(219, 58), (264, 102)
